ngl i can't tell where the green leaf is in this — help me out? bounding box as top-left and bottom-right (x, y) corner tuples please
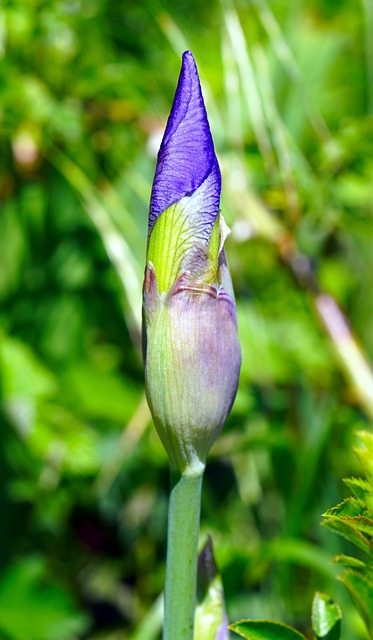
(343, 477), (373, 504)
(346, 516), (373, 537)
(332, 554), (369, 569)
(229, 620), (306, 640)
(322, 498), (373, 555)
(0, 335), (58, 436)
(312, 592), (342, 640)
(62, 362), (142, 422)
(323, 497), (367, 519)
(322, 516), (373, 555)
(355, 431), (373, 456)
(31, 414), (101, 476)
(338, 568), (373, 638)
(354, 432), (373, 486)
(0, 335), (57, 402)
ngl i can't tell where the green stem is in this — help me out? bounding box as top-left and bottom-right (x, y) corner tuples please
(163, 468), (204, 640)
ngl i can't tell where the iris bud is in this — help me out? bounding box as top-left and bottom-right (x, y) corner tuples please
(143, 51), (241, 475)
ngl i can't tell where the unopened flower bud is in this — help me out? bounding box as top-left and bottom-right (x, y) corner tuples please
(143, 51), (241, 475)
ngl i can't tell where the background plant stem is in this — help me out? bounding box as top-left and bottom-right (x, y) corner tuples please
(163, 469), (204, 640)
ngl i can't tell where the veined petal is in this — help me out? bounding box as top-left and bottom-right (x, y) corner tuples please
(147, 165), (220, 293)
(144, 286), (241, 473)
(148, 50), (221, 239)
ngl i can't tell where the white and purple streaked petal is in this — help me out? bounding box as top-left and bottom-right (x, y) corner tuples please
(149, 50), (221, 237)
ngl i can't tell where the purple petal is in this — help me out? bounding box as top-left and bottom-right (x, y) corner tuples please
(149, 51), (221, 237)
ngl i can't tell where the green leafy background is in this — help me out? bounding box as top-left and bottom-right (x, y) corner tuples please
(1, 0), (373, 638)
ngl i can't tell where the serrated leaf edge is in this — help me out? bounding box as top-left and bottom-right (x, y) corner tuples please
(228, 619), (306, 639)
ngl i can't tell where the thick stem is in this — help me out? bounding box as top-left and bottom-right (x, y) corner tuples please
(163, 468), (204, 640)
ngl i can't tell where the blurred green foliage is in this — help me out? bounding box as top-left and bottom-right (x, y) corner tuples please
(1, 0), (373, 638)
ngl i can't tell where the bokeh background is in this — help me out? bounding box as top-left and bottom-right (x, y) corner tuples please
(1, 0), (373, 638)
